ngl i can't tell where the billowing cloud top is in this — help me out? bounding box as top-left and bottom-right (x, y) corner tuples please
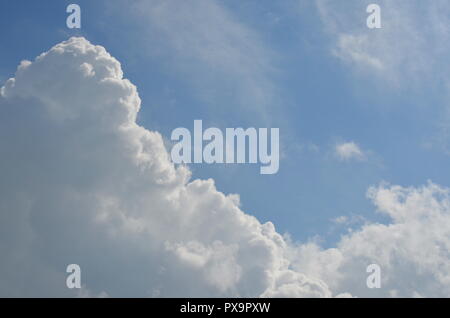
(0, 37), (330, 297)
(1, 37), (450, 298)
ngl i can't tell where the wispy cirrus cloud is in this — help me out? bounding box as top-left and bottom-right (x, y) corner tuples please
(112, 0), (280, 123)
(315, 0), (450, 86)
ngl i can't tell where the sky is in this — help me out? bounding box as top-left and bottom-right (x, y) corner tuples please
(1, 0), (450, 297)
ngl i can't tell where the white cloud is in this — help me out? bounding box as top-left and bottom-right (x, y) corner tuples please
(2, 37), (450, 298)
(315, 0), (450, 86)
(291, 182), (450, 297)
(0, 37), (328, 297)
(335, 141), (366, 161)
(333, 34), (384, 71)
(312, 0), (450, 156)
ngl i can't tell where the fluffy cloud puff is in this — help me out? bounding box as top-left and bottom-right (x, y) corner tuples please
(1, 37), (450, 298)
(335, 142), (366, 161)
(292, 182), (450, 297)
(0, 37), (330, 297)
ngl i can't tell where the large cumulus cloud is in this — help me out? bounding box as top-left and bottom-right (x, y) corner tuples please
(0, 37), (330, 297)
(1, 37), (450, 298)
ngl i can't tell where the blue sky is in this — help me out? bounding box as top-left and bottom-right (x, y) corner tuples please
(1, 0), (449, 247)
